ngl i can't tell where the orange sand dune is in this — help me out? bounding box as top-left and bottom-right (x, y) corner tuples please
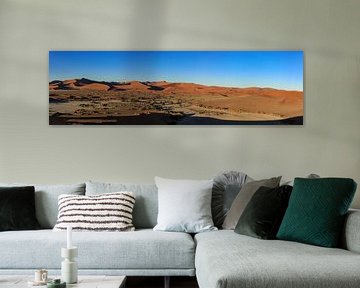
(151, 80), (168, 86)
(62, 79), (77, 85)
(159, 82), (211, 95)
(125, 81), (151, 90)
(108, 81), (150, 91)
(50, 78), (110, 90)
(79, 83), (110, 91)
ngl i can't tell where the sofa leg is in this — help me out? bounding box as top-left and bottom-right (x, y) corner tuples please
(164, 276), (170, 288)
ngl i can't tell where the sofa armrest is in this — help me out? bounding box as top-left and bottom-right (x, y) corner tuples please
(342, 209), (360, 253)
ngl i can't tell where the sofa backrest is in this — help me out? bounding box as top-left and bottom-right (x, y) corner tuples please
(0, 182), (86, 228)
(341, 209), (360, 253)
(86, 181), (158, 229)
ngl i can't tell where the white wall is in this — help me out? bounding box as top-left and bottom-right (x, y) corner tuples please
(0, 0), (359, 207)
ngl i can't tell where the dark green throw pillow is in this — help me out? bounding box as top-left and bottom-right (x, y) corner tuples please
(0, 186), (41, 231)
(235, 185), (292, 239)
(277, 178), (357, 247)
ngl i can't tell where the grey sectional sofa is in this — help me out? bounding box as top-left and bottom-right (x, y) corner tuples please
(195, 217), (360, 288)
(1, 181), (360, 288)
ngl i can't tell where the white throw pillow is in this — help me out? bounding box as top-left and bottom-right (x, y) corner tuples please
(153, 177), (217, 233)
(53, 192), (135, 232)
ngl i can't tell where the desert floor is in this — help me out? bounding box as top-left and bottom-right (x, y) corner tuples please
(49, 80), (303, 125)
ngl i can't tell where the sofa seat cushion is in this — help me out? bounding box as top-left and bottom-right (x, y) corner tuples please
(195, 230), (360, 288)
(0, 229), (195, 270)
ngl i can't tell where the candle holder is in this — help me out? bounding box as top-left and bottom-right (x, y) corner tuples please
(61, 247), (78, 284)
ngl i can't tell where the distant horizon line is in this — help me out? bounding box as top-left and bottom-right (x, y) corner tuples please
(49, 77), (303, 92)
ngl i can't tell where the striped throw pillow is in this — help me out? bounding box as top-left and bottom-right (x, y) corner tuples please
(53, 192), (136, 231)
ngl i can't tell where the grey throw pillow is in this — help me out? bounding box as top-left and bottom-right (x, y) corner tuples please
(222, 176), (281, 230)
(212, 171), (251, 228)
(0, 183), (85, 228)
(153, 177), (217, 233)
(283, 173), (320, 186)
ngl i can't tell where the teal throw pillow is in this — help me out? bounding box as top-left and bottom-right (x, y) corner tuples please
(277, 178), (357, 247)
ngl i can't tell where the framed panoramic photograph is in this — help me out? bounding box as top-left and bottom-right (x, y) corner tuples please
(49, 51), (303, 125)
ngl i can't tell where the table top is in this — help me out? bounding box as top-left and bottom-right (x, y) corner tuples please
(0, 275), (126, 288)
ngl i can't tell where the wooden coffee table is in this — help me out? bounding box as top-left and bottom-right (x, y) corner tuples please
(0, 275), (126, 288)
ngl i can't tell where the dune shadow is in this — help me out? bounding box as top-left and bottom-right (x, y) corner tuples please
(50, 113), (303, 126)
(179, 116), (303, 125)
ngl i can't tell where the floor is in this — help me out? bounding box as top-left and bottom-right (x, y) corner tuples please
(126, 276), (199, 288)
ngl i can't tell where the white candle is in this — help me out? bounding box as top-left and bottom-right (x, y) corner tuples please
(67, 225), (72, 249)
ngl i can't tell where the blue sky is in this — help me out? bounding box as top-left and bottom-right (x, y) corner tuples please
(49, 51), (303, 91)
